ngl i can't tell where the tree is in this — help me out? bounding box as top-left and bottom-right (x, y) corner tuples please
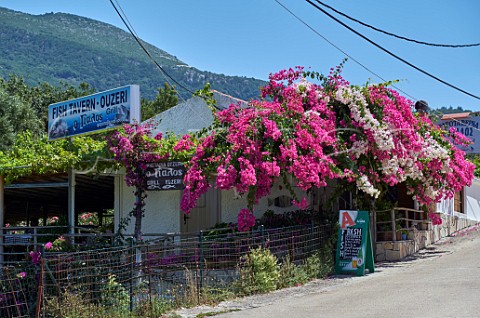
(106, 124), (168, 240)
(0, 75), (95, 133)
(180, 65), (475, 231)
(0, 86), (42, 151)
(141, 83), (179, 121)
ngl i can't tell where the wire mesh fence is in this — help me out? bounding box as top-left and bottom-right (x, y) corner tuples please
(0, 223), (334, 317)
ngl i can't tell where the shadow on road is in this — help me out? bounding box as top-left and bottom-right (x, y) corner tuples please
(372, 246), (452, 271)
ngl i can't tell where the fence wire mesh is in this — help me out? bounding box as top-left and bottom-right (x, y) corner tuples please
(0, 266), (34, 318)
(0, 224), (333, 317)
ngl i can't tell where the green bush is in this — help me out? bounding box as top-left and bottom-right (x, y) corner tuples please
(101, 274), (130, 312)
(235, 247), (280, 295)
(277, 256), (309, 288)
(277, 244), (334, 289)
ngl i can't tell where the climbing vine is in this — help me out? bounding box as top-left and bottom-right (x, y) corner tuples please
(180, 65), (475, 231)
(0, 131), (110, 183)
(106, 123), (196, 240)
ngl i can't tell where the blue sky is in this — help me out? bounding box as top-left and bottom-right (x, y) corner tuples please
(1, 0), (479, 111)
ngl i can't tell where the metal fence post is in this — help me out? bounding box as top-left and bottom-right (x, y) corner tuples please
(260, 225), (265, 248)
(198, 230), (204, 293)
(37, 245), (46, 318)
(129, 237), (134, 312)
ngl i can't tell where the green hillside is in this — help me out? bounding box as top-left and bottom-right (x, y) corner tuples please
(0, 7), (266, 100)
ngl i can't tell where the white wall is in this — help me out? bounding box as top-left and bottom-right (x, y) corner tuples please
(115, 175), (181, 235)
(465, 178), (480, 221)
(436, 197), (454, 215)
(115, 175), (309, 233)
(220, 182), (308, 224)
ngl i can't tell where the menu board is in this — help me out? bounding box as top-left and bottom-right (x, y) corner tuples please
(335, 210), (374, 276)
(340, 227), (362, 260)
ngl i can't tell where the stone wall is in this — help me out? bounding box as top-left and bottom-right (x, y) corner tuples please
(376, 212), (478, 262)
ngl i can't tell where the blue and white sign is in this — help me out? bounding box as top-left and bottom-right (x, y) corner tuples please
(48, 85), (140, 140)
(437, 116), (480, 154)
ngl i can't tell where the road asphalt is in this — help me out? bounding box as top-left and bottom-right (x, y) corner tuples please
(174, 224), (480, 318)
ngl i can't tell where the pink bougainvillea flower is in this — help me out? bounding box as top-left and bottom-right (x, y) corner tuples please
(428, 212), (443, 226)
(44, 242), (53, 250)
(292, 197), (309, 210)
(30, 251), (41, 265)
(237, 208), (256, 232)
(175, 65), (473, 228)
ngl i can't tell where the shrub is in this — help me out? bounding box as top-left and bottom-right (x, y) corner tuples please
(277, 256), (306, 288)
(101, 274), (130, 312)
(235, 247), (280, 295)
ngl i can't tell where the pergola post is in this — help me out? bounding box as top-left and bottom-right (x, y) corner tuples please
(68, 168), (76, 236)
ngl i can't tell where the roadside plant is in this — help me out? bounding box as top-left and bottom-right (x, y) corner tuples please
(101, 274), (129, 312)
(235, 247), (280, 295)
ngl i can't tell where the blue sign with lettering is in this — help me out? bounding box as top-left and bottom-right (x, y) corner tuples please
(437, 116), (479, 154)
(48, 85), (140, 140)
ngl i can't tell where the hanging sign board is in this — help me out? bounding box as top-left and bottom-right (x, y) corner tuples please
(335, 210), (374, 276)
(145, 162), (186, 191)
(47, 85), (140, 140)
(436, 116), (479, 154)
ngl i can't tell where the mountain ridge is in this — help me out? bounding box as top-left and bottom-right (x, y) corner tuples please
(0, 7), (265, 100)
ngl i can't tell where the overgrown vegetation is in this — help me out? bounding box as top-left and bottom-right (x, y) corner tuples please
(41, 244), (335, 317)
(45, 291), (177, 318)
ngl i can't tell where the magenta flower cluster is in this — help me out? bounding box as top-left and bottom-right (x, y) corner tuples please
(107, 123), (170, 238)
(180, 66), (474, 231)
(428, 212), (443, 226)
(237, 208), (256, 232)
(107, 123), (168, 188)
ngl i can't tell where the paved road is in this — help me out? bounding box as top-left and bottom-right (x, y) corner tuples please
(176, 225), (480, 318)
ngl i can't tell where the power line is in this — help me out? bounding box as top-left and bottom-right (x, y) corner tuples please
(109, 0), (226, 111)
(307, 0), (480, 101)
(109, 0), (192, 101)
(273, 0), (417, 101)
(314, 0), (480, 48)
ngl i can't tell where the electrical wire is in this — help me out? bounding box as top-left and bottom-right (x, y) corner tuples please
(110, 0), (228, 112)
(109, 0), (192, 101)
(314, 0), (480, 48)
(273, 0), (417, 101)
(306, 0), (480, 101)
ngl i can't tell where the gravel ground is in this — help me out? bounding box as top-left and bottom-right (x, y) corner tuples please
(171, 224), (480, 318)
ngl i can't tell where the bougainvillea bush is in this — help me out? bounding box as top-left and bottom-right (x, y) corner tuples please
(107, 123), (168, 240)
(180, 65), (475, 231)
(107, 123), (195, 239)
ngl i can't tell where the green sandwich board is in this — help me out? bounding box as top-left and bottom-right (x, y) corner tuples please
(335, 210), (374, 276)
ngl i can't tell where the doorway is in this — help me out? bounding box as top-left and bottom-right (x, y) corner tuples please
(180, 188), (219, 233)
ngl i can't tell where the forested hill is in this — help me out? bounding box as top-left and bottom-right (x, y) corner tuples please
(0, 7), (266, 100)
